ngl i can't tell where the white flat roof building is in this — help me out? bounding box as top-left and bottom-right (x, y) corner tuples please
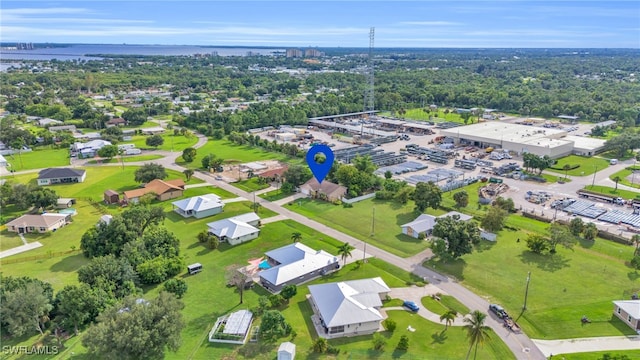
(440, 122), (603, 159)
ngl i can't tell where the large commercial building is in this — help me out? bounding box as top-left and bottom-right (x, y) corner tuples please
(440, 122), (605, 158)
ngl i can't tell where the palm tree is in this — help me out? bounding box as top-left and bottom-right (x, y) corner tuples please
(633, 234), (640, 256)
(439, 310), (457, 330)
(562, 164), (571, 180)
(183, 169), (194, 181)
(613, 176), (622, 191)
(291, 232), (302, 243)
(337, 242), (355, 266)
(463, 310), (491, 360)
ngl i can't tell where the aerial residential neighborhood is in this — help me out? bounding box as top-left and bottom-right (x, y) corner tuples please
(1, 2), (639, 359)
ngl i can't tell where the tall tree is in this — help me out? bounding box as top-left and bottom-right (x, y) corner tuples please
(183, 169), (194, 181)
(145, 134), (164, 149)
(583, 222), (598, 241)
(283, 165), (312, 187)
(28, 187), (59, 211)
(225, 265), (249, 304)
(291, 232), (302, 243)
(181, 147), (197, 163)
(337, 242), (355, 266)
(440, 310), (457, 330)
(98, 144), (119, 160)
(463, 310), (491, 360)
(632, 234), (640, 256)
(260, 310), (291, 341)
(547, 223), (576, 253)
(1, 282), (53, 336)
(481, 205), (508, 232)
(432, 215), (481, 260)
(613, 176), (622, 191)
(134, 163), (167, 183)
(412, 181), (442, 212)
(352, 155), (376, 174)
(78, 255), (139, 299)
(453, 190), (469, 208)
(569, 217), (584, 236)
(83, 292), (185, 360)
(54, 284), (104, 335)
(562, 164), (571, 180)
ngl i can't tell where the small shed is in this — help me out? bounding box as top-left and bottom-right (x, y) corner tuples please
(277, 342), (296, 360)
(104, 190), (119, 204)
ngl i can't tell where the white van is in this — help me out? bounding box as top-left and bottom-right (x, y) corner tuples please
(187, 263), (202, 275)
(125, 148), (142, 155)
(610, 159), (618, 165)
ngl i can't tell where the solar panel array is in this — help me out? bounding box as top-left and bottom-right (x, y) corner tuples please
(562, 200), (607, 218)
(598, 210), (640, 228)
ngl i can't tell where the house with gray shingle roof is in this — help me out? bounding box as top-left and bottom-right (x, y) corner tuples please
(308, 277), (389, 338)
(37, 168), (86, 186)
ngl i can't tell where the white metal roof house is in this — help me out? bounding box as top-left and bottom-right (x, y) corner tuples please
(207, 212), (260, 246)
(259, 243), (339, 293)
(308, 277), (390, 338)
(172, 194), (224, 218)
(613, 300), (640, 332)
(401, 211), (473, 238)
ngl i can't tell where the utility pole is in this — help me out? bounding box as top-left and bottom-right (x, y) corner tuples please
(592, 165), (597, 187)
(364, 207), (374, 262)
(523, 271), (531, 311)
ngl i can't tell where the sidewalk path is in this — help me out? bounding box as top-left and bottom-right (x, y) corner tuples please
(273, 192), (306, 206)
(0, 242), (43, 259)
(533, 335), (640, 357)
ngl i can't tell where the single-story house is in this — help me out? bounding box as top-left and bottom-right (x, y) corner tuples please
(277, 342), (296, 360)
(208, 310), (254, 344)
(299, 178), (347, 202)
(6, 213), (70, 233)
(38, 168), (87, 186)
(258, 166), (289, 182)
(401, 211), (473, 239)
(104, 189), (120, 204)
(106, 117), (127, 127)
(613, 300), (640, 331)
(207, 213), (261, 246)
(140, 127), (165, 135)
(56, 198), (76, 208)
(49, 125), (77, 132)
(38, 118), (62, 127)
(123, 179), (185, 204)
(308, 277), (390, 338)
(72, 140), (112, 159)
(172, 194), (224, 218)
(259, 243), (339, 293)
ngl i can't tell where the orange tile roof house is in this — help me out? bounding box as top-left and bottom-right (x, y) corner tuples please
(123, 179), (185, 204)
(6, 213), (70, 233)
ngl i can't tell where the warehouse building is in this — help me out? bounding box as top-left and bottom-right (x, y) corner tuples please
(440, 122), (605, 159)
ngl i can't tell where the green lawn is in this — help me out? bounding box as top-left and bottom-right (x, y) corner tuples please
(287, 197), (433, 258)
(86, 154), (164, 164)
(129, 133), (198, 152)
(424, 216), (640, 339)
(232, 178), (270, 192)
(558, 350), (640, 359)
(421, 295), (471, 316)
(583, 185), (640, 200)
(547, 155), (610, 176)
(608, 166), (640, 190)
(382, 108), (468, 124)
(179, 139), (288, 169)
(259, 189), (295, 202)
(3, 148), (70, 171)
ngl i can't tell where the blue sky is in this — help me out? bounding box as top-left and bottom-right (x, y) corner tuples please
(1, 1), (639, 48)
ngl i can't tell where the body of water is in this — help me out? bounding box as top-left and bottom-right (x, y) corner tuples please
(0, 44), (284, 61)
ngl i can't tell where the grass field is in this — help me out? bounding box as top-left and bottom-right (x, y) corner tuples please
(129, 133), (198, 152)
(381, 108), (468, 124)
(558, 350), (640, 359)
(232, 178), (271, 192)
(547, 155), (610, 176)
(86, 154), (163, 164)
(287, 197), (433, 257)
(259, 189), (295, 202)
(179, 139), (289, 169)
(421, 295), (471, 316)
(608, 166), (640, 190)
(425, 216), (639, 339)
(3, 148), (70, 171)
(584, 185), (640, 200)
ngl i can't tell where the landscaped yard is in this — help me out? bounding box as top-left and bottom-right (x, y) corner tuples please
(258, 189), (295, 202)
(584, 185), (640, 200)
(424, 215), (640, 339)
(421, 294), (470, 316)
(608, 166), (640, 190)
(86, 154), (164, 164)
(129, 133), (198, 152)
(3, 148), (70, 171)
(546, 155), (610, 176)
(287, 197), (434, 257)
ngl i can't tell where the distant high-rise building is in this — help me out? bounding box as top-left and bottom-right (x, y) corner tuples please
(304, 48), (323, 57)
(16, 42), (34, 50)
(286, 48), (303, 58)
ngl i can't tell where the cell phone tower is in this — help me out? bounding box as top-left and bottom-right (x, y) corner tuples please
(364, 27), (375, 114)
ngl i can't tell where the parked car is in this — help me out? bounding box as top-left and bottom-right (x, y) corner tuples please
(403, 300), (419, 312)
(489, 304), (507, 318)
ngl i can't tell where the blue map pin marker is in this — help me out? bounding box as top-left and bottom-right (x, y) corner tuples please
(306, 144), (334, 184)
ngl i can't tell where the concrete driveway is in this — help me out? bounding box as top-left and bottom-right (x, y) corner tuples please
(389, 286), (467, 327)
